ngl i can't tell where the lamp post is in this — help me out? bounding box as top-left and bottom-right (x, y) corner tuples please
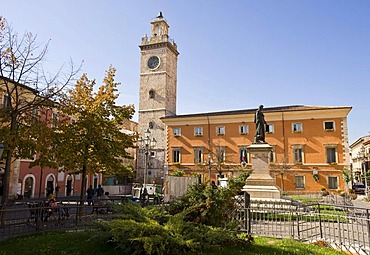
(138, 129), (156, 189)
(0, 143), (4, 159)
(359, 146), (368, 198)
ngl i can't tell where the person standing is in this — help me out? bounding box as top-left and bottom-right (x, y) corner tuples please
(86, 185), (95, 206)
(96, 184), (104, 199)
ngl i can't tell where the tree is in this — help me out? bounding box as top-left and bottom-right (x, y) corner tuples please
(0, 16), (79, 216)
(271, 157), (291, 192)
(54, 66), (135, 211)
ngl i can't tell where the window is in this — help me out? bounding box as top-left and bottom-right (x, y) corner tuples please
(328, 176), (338, 189)
(292, 123), (302, 133)
(149, 122), (154, 129)
(149, 89), (155, 99)
(194, 127), (203, 136)
(194, 147), (204, 164)
(150, 151), (156, 158)
(266, 124), (274, 133)
(239, 147), (248, 164)
(172, 148), (181, 163)
(324, 121), (335, 131)
(173, 128), (181, 136)
(51, 112), (58, 128)
(294, 176), (305, 189)
(293, 145), (304, 164)
(2, 94), (10, 109)
(31, 108), (39, 120)
(326, 146), (337, 164)
(270, 146), (275, 163)
(215, 147), (226, 163)
(239, 125), (248, 135)
(216, 126), (225, 135)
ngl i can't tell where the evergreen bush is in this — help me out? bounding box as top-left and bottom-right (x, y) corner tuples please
(92, 172), (252, 255)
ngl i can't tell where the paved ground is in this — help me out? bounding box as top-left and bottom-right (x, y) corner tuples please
(352, 195), (370, 209)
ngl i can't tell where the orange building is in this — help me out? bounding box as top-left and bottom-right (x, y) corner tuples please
(161, 105), (352, 192)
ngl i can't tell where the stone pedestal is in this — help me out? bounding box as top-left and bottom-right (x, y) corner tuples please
(242, 143), (281, 199)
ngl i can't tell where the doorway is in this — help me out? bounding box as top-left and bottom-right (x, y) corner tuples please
(93, 175), (98, 189)
(46, 175), (54, 197)
(24, 177), (34, 198)
(66, 175), (72, 196)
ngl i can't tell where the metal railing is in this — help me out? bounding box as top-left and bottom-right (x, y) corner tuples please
(0, 198), (129, 240)
(230, 193), (370, 255)
(1, 195), (370, 255)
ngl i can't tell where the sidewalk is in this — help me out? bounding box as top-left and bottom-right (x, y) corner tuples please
(351, 195), (370, 209)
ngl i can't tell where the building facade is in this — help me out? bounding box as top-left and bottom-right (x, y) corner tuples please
(137, 12), (179, 185)
(350, 135), (370, 186)
(161, 105), (352, 192)
(1, 78), (137, 198)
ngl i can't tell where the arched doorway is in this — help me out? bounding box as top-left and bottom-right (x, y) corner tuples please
(46, 175), (54, 197)
(66, 175), (73, 196)
(93, 175), (98, 189)
(24, 176), (34, 198)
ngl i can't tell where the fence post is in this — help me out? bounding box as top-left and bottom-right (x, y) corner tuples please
(317, 203), (323, 239)
(36, 204), (42, 231)
(337, 215), (342, 245)
(244, 192), (251, 235)
(366, 209), (370, 245)
(296, 211), (301, 240)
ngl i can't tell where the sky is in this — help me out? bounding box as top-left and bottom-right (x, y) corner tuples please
(1, 1), (370, 144)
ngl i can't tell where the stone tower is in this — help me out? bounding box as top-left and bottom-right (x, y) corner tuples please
(137, 12), (179, 185)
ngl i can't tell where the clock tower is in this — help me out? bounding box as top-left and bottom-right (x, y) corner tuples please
(137, 12), (179, 185)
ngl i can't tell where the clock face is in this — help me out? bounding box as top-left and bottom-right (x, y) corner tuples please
(147, 56), (160, 70)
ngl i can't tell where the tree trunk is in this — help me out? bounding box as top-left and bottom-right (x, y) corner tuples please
(1, 150), (13, 225)
(78, 163), (87, 216)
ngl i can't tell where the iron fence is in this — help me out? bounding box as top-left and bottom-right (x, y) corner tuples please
(0, 198), (128, 241)
(1, 195), (370, 255)
(231, 193), (370, 255)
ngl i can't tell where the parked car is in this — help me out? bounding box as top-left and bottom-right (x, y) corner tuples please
(353, 184), (366, 194)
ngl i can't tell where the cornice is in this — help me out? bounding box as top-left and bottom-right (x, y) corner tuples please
(161, 107), (352, 126)
(139, 42), (179, 56)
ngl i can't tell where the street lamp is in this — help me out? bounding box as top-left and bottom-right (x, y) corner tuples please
(359, 146), (368, 198)
(138, 129), (156, 189)
(0, 143), (4, 159)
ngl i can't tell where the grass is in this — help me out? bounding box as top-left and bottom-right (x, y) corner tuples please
(0, 231), (347, 255)
(291, 195), (322, 204)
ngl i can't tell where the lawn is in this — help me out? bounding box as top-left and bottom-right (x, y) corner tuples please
(0, 231), (347, 255)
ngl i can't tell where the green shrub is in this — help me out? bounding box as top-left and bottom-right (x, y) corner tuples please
(111, 201), (148, 222)
(91, 173), (253, 254)
(95, 219), (187, 255)
(172, 169), (185, 176)
(144, 205), (170, 225)
(166, 171), (250, 227)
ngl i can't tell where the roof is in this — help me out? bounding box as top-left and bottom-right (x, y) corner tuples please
(0, 76), (39, 94)
(161, 105), (352, 120)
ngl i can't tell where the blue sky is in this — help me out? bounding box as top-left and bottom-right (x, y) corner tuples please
(2, 1), (370, 144)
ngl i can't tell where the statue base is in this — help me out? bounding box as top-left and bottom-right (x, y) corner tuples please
(242, 143), (281, 199)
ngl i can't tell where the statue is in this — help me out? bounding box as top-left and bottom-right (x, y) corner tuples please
(254, 105), (267, 143)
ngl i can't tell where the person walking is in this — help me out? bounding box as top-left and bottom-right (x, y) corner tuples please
(96, 184), (104, 199)
(86, 185), (95, 206)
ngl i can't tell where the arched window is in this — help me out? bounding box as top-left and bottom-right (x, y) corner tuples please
(154, 25), (159, 36)
(149, 89), (155, 99)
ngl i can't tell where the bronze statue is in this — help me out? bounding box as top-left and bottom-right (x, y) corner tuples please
(254, 105), (267, 143)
